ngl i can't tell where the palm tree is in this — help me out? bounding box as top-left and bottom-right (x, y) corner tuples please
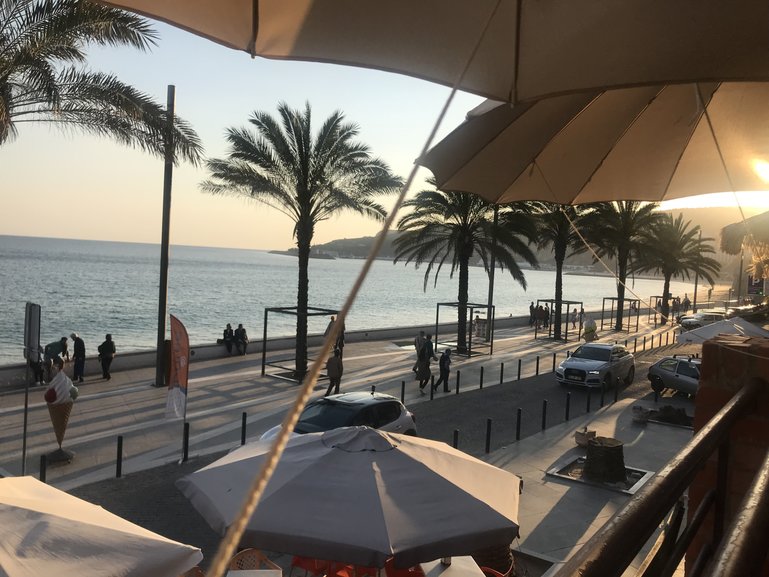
(577, 201), (661, 331)
(1, 0), (202, 163)
(534, 203), (583, 340)
(394, 185), (538, 353)
(202, 102), (402, 378)
(634, 213), (721, 324)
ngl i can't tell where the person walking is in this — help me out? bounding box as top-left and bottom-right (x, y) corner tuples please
(70, 332), (85, 383)
(234, 323), (249, 355)
(323, 315), (335, 337)
(97, 334), (116, 380)
(433, 348), (452, 393)
(335, 320), (346, 359)
(325, 348), (343, 396)
(412, 330), (426, 372)
(222, 323), (234, 355)
(528, 302), (536, 327)
(570, 309), (578, 330)
(416, 334), (437, 394)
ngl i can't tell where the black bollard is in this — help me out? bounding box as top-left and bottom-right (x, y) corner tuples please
(666, 332), (669, 346)
(552, 353), (556, 372)
(479, 366), (484, 389)
(485, 418), (492, 454)
(455, 370), (460, 395)
(371, 385), (376, 394)
(643, 335), (647, 351)
(567, 350), (571, 358)
(39, 454), (47, 483)
(241, 412), (247, 445)
(182, 421), (190, 463)
(116, 435), (123, 478)
(500, 362), (504, 384)
(516, 408), (522, 441)
(614, 384), (619, 403)
(535, 356), (540, 375)
(517, 359), (522, 380)
(453, 429), (459, 449)
(401, 381), (405, 403)
(565, 392), (571, 421)
(586, 389), (592, 413)
(541, 400), (548, 430)
(634, 338), (637, 353)
(430, 379), (434, 400)
(624, 339), (628, 347)
(600, 386), (605, 408)
(654, 389), (659, 403)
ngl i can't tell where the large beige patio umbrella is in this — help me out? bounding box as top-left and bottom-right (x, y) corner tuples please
(420, 82), (769, 205)
(94, 0), (769, 103)
(0, 476), (203, 577)
(177, 426), (521, 569)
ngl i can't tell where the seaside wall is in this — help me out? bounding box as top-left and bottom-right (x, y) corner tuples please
(0, 315), (530, 391)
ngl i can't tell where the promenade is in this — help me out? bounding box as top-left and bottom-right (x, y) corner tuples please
(0, 316), (692, 575)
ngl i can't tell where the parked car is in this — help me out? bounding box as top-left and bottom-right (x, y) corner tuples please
(678, 310), (726, 330)
(555, 343), (635, 388)
(260, 391), (417, 441)
(647, 355), (701, 396)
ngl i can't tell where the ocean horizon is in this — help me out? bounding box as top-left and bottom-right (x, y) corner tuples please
(0, 235), (707, 366)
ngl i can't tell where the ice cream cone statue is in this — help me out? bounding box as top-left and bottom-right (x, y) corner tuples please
(44, 357), (77, 462)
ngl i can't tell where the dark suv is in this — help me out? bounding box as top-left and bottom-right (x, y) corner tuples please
(260, 392), (417, 440)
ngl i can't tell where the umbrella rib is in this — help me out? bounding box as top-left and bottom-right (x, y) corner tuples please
(511, 0), (522, 104)
(248, 1), (259, 56)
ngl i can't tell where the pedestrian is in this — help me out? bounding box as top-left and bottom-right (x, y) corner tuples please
(579, 307), (585, 327)
(323, 315), (335, 337)
(97, 334), (116, 380)
(28, 346), (45, 385)
(416, 334), (437, 394)
(433, 348), (452, 393)
(325, 348), (343, 396)
(543, 305), (550, 328)
(412, 330), (426, 372)
(335, 320), (346, 359)
(70, 332), (85, 383)
(222, 323), (234, 355)
(682, 294), (691, 313)
(43, 336), (69, 382)
(570, 308), (578, 330)
(528, 302), (536, 326)
(234, 323), (249, 355)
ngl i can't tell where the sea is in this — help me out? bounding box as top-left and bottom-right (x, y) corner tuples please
(0, 235), (702, 367)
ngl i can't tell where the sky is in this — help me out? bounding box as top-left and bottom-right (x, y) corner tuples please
(3, 20), (769, 251)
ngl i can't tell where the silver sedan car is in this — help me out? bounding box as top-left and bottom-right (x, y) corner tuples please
(647, 356), (701, 396)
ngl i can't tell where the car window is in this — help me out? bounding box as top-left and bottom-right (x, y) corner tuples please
(297, 400), (357, 433)
(376, 402), (402, 426)
(677, 362), (700, 379)
(573, 346), (610, 361)
(658, 359), (678, 373)
(351, 406), (378, 428)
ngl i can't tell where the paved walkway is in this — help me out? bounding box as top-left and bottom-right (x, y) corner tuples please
(1, 316), (693, 575)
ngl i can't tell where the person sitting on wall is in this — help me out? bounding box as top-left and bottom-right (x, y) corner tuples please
(234, 323), (249, 355)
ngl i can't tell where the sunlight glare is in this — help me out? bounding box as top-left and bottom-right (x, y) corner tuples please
(753, 159), (769, 183)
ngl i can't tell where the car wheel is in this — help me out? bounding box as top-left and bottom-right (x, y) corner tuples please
(624, 366), (635, 385)
(650, 375), (664, 393)
(404, 429), (417, 436)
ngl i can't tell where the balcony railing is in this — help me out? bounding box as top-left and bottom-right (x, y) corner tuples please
(547, 376), (768, 577)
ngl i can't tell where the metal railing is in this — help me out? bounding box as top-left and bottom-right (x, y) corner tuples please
(549, 376), (768, 577)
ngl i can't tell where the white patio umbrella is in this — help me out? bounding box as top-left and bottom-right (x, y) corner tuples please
(0, 476), (202, 577)
(420, 82), (769, 205)
(177, 426), (520, 569)
(95, 0), (769, 103)
(677, 318), (769, 344)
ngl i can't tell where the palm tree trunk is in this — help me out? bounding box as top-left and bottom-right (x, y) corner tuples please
(457, 255), (470, 354)
(553, 247), (566, 340)
(615, 256), (628, 331)
(661, 275), (672, 326)
(295, 227), (312, 379)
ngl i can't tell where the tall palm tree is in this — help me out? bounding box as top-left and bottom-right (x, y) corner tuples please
(1, 0), (202, 163)
(577, 201), (661, 331)
(394, 185), (538, 353)
(634, 213), (721, 324)
(534, 203), (583, 340)
(202, 102), (402, 378)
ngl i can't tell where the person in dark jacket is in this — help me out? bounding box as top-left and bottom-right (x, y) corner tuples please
(433, 348), (452, 393)
(325, 348), (344, 396)
(234, 324), (249, 355)
(43, 336), (69, 382)
(97, 334), (116, 380)
(70, 332), (86, 383)
(416, 334), (438, 394)
(222, 323), (234, 355)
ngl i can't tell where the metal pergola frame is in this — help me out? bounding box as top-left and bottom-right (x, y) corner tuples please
(648, 294), (666, 326)
(601, 297), (640, 332)
(435, 302), (495, 357)
(534, 299), (583, 342)
(261, 305), (339, 381)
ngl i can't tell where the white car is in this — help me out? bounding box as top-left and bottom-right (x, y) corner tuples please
(555, 343), (635, 388)
(260, 392), (417, 441)
(678, 310), (726, 331)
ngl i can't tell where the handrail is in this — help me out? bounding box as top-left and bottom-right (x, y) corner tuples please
(549, 377), (764, 577)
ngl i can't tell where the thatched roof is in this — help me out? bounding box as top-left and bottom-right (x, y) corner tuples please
(720, 210), (769, 254)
